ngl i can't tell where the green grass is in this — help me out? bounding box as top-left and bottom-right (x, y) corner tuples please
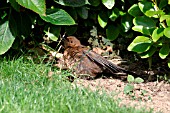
(0, 58), (152, 113)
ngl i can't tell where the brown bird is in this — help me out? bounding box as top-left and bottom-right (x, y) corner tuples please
(60, 36), (138, 79)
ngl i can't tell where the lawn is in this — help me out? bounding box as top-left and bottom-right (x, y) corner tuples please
(0, 57), (152, 113)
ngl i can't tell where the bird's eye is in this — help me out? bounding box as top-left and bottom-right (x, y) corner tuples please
(70, 41), (73, 43)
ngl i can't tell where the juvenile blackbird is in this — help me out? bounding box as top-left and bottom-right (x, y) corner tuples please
(60, 36), (138, 78)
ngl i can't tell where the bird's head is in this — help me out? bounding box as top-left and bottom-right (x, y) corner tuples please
(63, 36), (81, 48)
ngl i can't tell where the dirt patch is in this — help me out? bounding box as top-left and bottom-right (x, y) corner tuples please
(74, 78), (170, 113)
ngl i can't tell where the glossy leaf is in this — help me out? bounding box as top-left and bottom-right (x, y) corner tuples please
(138, 1), (165, 17)
(132, 26), (150, 35)
(109, 8), (119, 21)
(76, 6), (88, 19)
(54, 0), (87, 7)
(138, 1), (155, 17)
(9, 0), (20, 12)
(16, 0), (46, 15)
(168, 59), (170, 68)
(159, 44), (170, 59)
(88, 0), (100, 6)
(152, 28), (164, 42)
(106, 25), (119, 41)
(133, 16), (156, 28)
(139, 46), (157, 58)
(160, 15), (170, 22)
(128, 36), (152, 52)
(164, 27), (170, 38)
(40, 8), (75, 25)
(98, 11), (108, 28)
(145, 10), (165, 18)
(102, 0), (115, 9)
(121, 14), (133, 32)
(128, 4), (142, 17)
(166, 18), (170, 26)
(0, 21), (15, 55)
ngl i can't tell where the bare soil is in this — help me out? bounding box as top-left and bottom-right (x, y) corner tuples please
(48, 44), (170, 113)
(74, 78), (170, 113)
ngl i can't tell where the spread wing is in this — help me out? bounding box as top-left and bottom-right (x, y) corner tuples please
(83, 50), (123, 73)
(83, 50), (138, 77)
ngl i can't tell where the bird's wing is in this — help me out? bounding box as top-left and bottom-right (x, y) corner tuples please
(82, 50), (123, 73)
(83, 50), (139, 77)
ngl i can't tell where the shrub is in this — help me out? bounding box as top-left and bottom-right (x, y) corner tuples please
(1, 0), (170, 67)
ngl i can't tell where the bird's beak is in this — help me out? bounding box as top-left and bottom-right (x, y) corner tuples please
(61, 33), (69, 48)
(62, 32), (67, 40)
(62, 33), (69, 44)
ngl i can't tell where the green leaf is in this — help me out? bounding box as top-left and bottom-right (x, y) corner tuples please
(139, 46), (157, 58)
(128, 4), (142, 17)
(16, 0), (46, 15)
(138, 1), (165, 17)
(168, 59), (170, 68)
(65, 8), (78, 20)
(98, 11), (108, 28)
(164, 27), (170, 38)
(106, 25), (119, 41)
(127, 75), (135, 83)
(138, 1), (155, 17)
(10, 12), (32, 38)
(76, 6), (88, 19)
(0, 21), (15, 55)
(40, 8), (75, 25)
(88, 0), (100, 6)
(133, 16), (156, 28)
(159, 0), (168, 9)
(166, 18), (170, 27)
(152, 28), (164, 42)
(120, 32), (133, 39)
(124, 84), (134, 94)
(128, 0), (136, 4)
(54, 0), (87, 7)
(109, 8), (119, 21)
(159, 44), (170, 59)
(132, 25), (150, 35)
(134, 77), (144, 83)
(44, 31), (58, 42)
(160, 15), (170, 22)
(102, 0), (115, 9)
(65, 26), (77, 35)
(9, 0), (20, 12)
(121, 14), (133, 32)
(144, 10), (165, 18)
(44, 25), (61, 41)
(119, 11), (126, 16)
(128, 36), (152, 52)
(166, 18), (170, 26)
(9, 12), (18, 37)
(138, 1), (154, 12)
